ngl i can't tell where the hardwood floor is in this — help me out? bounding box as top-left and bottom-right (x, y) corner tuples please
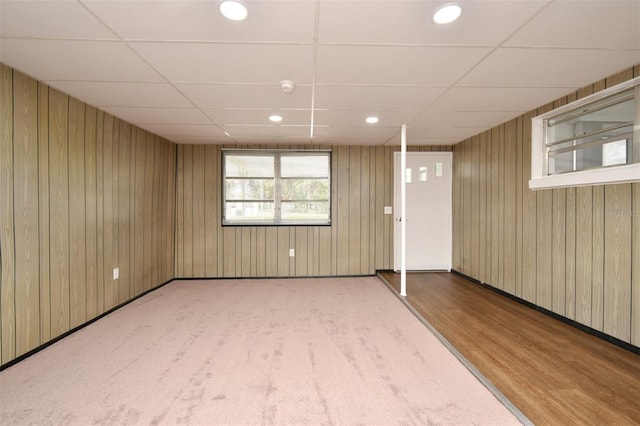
(378, 271), (640, 425)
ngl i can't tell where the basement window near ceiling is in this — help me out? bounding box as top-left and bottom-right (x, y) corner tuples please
(222, 149), (331, 225)
(530, 77), (640, 190)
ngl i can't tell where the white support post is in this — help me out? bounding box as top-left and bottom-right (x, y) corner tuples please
(400, 124), (407, 297)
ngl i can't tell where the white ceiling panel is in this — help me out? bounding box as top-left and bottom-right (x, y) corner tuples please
(460, 48), (640, 88)
(139, 123), (226, 138)
(318, 0), (547, 46)
(82, 0), (315, 43)
(101, 107), (211, 125)
(429, 87), (579, 113)
(47, 81), (193, 108)
(506, 0), (640, 49)
(314, 110), (419, 127)
(0, 39), (163, 82)
(176, 84), (312, 109)
(131, 42), (314, 84)
(409, 111), (522, 129)
(1, 0), (638, 146)
(1, 0), (116, 39)
(204, 109), (311, 126)
(224, 125), (311, 139)
(314, 85), (447, 111)
(316, 45), (492, 85)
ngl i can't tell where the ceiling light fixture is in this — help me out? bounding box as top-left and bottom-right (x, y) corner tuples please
(433, 3), (462, 24)
(366, 116), (379, 124)
(269, 114), (283, 123)
(219, 0), (248, 21)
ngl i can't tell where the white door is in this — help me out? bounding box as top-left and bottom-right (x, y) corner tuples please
(394, 152), (452, 271)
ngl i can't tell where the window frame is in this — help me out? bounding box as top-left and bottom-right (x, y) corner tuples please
(529, 77), (640, 190)
(222, 149), (332, 226)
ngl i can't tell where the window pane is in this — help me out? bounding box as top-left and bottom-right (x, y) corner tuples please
(225, 155), (274, 177)
(225, 178), (273, 200)
(225, 202), (274, 222)
(281, 179), (329, 201)
(281, 201), (329, 222)
(281, 155), (329, 177)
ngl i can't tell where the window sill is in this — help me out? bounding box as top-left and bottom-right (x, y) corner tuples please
(528, 163), (640, 190)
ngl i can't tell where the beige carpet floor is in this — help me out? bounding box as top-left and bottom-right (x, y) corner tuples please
(0, 277), (519, 425)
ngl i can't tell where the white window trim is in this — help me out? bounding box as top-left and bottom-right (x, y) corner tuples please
(529, 77), (640, 190)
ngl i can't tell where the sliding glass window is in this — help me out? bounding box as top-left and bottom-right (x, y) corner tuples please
(223, 150), (331, 225)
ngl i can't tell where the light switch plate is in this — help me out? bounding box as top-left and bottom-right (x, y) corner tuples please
(384, 206), (393, 215)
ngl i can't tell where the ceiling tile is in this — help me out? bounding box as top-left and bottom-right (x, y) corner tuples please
(459, 48), (640, 88)
(1, 0), (116, 39)
(313, 126), (398, 144)
(316, 45), (491, 85)
(131, 42), (313, 84)
(506, 0), (640, 49)
(224, 125), (311, 139)
(176, 84), (312, 109)
(314, 110), (419, 127)
(47, 81), (193, 108)
(409, 111), (521, 129)
(0, 39), (163, 82)
(204, 109), (311, 126)
(314, 85), (447, 111)
(101, 107), (211, 125)
(429, 87), (578, 113)
(139, 124), (226, 138)
(318, 0), (546, 46)
(82, 0), (315, 43)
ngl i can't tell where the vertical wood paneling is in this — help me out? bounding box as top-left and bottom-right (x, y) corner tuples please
(591, 186), (605, 330)
(450, 65), (638, 345)
(603, 184), (632, 341)
(0, 64), (14, 363)
(143, 134), (154, 290)
(102, 113), (115, 311)
(504, 120), (516, 294)
(37, 82), (51, 343)
(192, 145), (206, 276)
(133, 130), (145, 289)
(348, 146), (361, 275)
(565, 187), (577, 320)
(479, 133), (488, 284)
(204, 146), (217, 276)
(536, 189), (553, 310)
(632, 182), (640, 346)
(13, 71), (40, 356)
(117, 121), (131, 304)
(49, 88), (70, 338)
(68, 98), (86, 327)
(360, 147), (370, 274)
(521, 111), (537, 303)
(576, 187), (593, 326)
(85, 106), (97, 320)
(1, 66), (177, 365)
(552, 188), (566, 316)
(471, 136), (480, 279)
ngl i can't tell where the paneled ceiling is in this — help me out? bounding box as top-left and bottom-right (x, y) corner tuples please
(1, 0), (639, 146)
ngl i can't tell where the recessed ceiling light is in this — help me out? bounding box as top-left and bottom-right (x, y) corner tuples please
(269, 114), (283, 123)
(433, 3), (462, 24)
(219, 0), (248, 21)
(366, 116), (379, 124)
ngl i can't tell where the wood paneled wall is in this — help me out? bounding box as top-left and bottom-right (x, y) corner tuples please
(174, 145), (451, 277)
(0, 65), (177, 365)
(452, 65), (640, 346)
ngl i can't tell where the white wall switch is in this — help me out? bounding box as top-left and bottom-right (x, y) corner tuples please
(113, 268), (119, 280)
(384, 206), (393, 215)
(289, 249), (295, 257)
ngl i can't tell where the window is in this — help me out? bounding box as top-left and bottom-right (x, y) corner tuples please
(223, 149), (331, 225)
(530, 77), (639, 190)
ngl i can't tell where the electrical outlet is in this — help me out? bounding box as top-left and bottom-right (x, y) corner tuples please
(289, 249), (295, 257)
(113, 268), (119, 280)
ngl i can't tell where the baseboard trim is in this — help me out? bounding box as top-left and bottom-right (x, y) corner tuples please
(450, 269), (640, 356)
